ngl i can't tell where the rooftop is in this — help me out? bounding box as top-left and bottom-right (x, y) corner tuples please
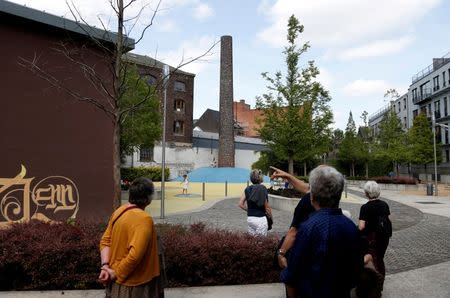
(0, 0), (134, 51)
(411, 51), (450, 84)
(125, 53), (195, 77)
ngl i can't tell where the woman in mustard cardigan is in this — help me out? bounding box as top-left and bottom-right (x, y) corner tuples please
(99, 177), (161, 298)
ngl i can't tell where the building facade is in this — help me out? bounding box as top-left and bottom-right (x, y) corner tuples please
(368, 53), (450, 182)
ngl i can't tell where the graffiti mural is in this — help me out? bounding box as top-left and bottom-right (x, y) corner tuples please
(0, 165), (79, 226)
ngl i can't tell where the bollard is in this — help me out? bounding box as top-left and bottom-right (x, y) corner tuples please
(202, 182), (205, 201)
(225, 181), (228, 196)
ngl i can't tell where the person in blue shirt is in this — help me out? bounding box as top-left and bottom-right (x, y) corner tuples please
(280, 165), (363, 298)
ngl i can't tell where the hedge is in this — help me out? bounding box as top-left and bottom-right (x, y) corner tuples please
(121, 166), (170, 184)
(0, 220), (280, 290)
(347, 176), (417, 185)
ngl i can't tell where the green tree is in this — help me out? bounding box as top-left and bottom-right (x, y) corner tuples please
(408, 113), (439, 181)
(376, 109), (408, 175)
(256, 15), (333, 175)
(120, 65), (161, 158)
(358, 111), (373, 178)
(338, 112), (364, 176)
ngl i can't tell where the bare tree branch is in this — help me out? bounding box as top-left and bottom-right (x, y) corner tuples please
(133, 0), (162, 46)
(18, 54), (115, 120)
(66, 0), (113, 55)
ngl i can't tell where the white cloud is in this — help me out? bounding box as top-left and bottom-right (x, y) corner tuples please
(316, 67), (334, 90)
(157, 20), (177, 32)
(193, 2), (214, 20)
(335, 36), (415, 60)
(343, 79), (392, 97)
(257, 0), (440, 49)
(156, 36), (219, 74)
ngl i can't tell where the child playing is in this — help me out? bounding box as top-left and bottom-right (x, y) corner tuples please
(181, 174), (189, 196)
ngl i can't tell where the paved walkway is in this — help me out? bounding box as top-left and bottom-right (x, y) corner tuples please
(156, 189), (450, 275)
(4, 187), (449, 297)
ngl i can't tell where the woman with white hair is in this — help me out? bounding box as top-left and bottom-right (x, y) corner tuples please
(239, 169), (272, 236)
(359, 180), (392, 284)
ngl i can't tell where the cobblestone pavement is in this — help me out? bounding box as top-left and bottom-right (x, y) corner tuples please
(156, 192), (450, 274)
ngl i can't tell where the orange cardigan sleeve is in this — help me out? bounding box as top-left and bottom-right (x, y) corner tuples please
(99, 220), (113, 251)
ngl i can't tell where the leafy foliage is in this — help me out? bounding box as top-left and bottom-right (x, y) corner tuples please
(256, 15), (333, 174)
(338, 112), (365, 176)
(121, 166), (170, 183)
(120, 65), (161, 157)
(375, 109), (408, 172)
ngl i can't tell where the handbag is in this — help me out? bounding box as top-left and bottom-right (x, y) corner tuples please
(266, 213), (273, 230)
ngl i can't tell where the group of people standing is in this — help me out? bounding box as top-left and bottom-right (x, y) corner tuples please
(97, 165), (391, 298)
(239, 165), (392, 297)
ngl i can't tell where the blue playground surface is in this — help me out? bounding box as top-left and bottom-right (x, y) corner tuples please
(173, 167), (270, 183)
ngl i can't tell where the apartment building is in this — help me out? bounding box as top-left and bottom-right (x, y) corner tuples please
(368, 52), (450, 182)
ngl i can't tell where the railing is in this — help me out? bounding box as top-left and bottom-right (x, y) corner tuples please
(368, 104), (393, 123)
(412, 88), (433, 104)
(412, 51), (450, 84)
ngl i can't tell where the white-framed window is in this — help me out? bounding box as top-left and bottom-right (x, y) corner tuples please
(174, 81), (186, 92)
(173, 120), (184, 135)
(174, 99), (185, 112)
(139, 146), (154, 161)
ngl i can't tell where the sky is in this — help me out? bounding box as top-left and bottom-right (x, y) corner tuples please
(9, 0), (450, 129)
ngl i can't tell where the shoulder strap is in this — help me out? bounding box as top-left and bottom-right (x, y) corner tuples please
(112, 205), (139, 227)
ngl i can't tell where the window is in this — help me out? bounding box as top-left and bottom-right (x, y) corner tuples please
(446, 150), (450, 163)
(446, 130), (449, 144)
(445, 97), (448, 117)
(403, 98), (406, 109)
(398, 102), (401, 113)
(412, 88), (418, 101)
(435, 101), (441, 119)
(404, 117), (407, 128)
(173, 120), (184, 135)
(420, 106), (426, 115)
(428, 103), (432, 117)
(174, 81), (186, 92)
(145, 75), (157, 86)
(139, 147), (154, 161)
(174, 99), (185, 112)
(444, 71), (447, 87)
(433, 76), (440, 91)
(413, 109), (418, 118)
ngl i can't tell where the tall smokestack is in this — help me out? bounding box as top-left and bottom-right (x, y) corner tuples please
(218, 35), (235, 167)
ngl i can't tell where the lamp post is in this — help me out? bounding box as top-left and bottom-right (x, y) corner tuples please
(161, 64), (170, 219)
(433, 121), (450, 197)
(432, 114), (438, 196)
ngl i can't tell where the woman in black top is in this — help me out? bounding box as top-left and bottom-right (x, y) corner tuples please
(359, 181), (392, 280)
(239, 169), (272, 236)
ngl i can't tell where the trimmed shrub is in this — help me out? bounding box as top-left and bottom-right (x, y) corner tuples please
(0, 221), (280, 290)
(0, 220), (103, 290)
(161, 223), (279, 287)
(121, 166), (170, 186)
(369, 176), (417, 185)
(268, 187), (306, 198)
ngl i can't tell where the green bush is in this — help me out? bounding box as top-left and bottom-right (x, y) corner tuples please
(121, 166), (170, 183)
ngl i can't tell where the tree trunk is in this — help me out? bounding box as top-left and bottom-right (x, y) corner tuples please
(351, 162), (355, 177)
(113, 119), (122, 209)
(288, 158), (294, 175)
(365, 161), (368, 179)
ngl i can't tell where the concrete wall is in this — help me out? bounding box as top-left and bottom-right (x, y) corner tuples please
(268, 194), (299, 213)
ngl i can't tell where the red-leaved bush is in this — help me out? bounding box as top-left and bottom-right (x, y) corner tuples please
(0, 220), (280, 290)
(0, 219), (104, 290)
(160, 222), (280, 287)
(369, 176), (417, 185)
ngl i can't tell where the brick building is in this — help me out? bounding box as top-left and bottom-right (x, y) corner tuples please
(233, 100), (264, 137)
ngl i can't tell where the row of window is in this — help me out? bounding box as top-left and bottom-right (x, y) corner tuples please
(412, 68), (450, 101)
(413, 96), (449, 120)
(144, 75), (187, 92)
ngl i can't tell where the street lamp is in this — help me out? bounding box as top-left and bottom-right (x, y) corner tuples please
(161, 64), (170, 219)
(431, 115), (449, 197)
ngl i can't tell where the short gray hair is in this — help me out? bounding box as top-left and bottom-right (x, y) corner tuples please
(250, 169), (263, 184)
(363, 181), (380, 199)
(309, 166), (344, 208)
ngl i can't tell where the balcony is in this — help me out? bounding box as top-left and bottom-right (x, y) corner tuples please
(411, 51), (450, 84)
(412, 88), (432, 105)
